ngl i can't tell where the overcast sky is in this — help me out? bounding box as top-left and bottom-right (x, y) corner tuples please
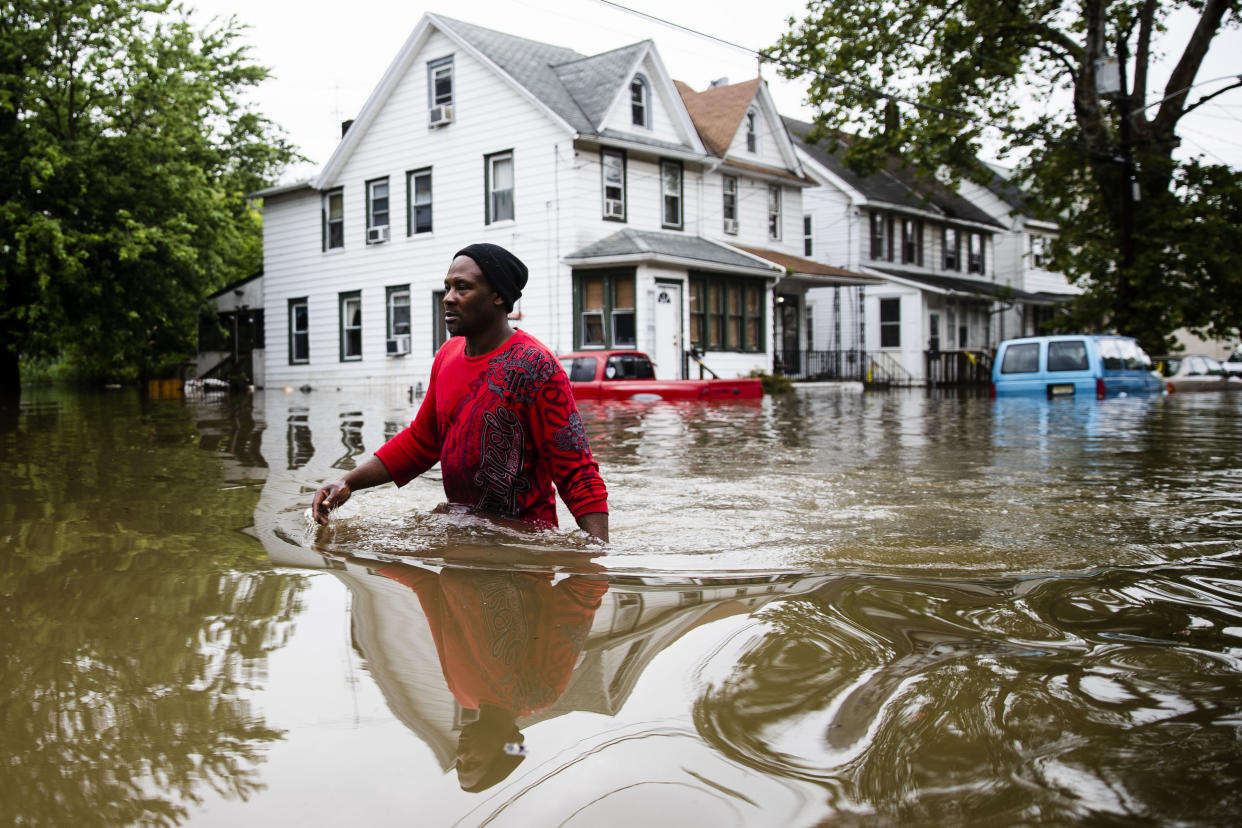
(180, 0), (1242, 183)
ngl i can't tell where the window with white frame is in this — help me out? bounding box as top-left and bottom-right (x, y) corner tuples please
(722, 175), (738, 233)
(767, 185), (781, 240)
(428, 57), (453, 107)
(967, 231), (985, 274)
(660, 160), (682, 229)
(901, 217), (923, 265)
(879, 298), (901, 347)
(485, 150), (514, 223)
(870, 212), (894, 261)
(339, 292), (362, 361)
(386, 285), (410, 338)
(942, 227), (960, 270)
(406, 168), (432, 235)
(431, 290), (447, 354)
(1030, 234), (1049, 268)
(630, 75), (649, 128)
(366, 178), (389, 238)
(803, 214), (813, 256)
(322, 189), (343, 251)
(601, 149), (625, 220)
(745, 110), (757, 152)
(288, 298), (309, 364)
(574, 271), (635, 349)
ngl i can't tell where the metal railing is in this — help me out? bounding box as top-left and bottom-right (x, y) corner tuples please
(925, 350), (992, 386)
(775, 349), (916, 387)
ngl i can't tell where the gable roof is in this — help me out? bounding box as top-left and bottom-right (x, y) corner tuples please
(315, 14), (707, 186)
(784, 116), (1002, 228)
(674, 78), (761, 157)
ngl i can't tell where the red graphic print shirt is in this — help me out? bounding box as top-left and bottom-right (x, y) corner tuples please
(374, 329), (607, 527)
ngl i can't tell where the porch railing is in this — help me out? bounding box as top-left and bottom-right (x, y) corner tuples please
(925, 350), (992, 386)
(775, 349), (916, 387)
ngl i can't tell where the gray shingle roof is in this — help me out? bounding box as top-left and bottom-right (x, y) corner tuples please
(784, 117), (1002, 228)
(565, 229), (780, 272)
(554, 43), (648, 128)
(435, 15), (654, 135)
(868, 266), (1063, 303)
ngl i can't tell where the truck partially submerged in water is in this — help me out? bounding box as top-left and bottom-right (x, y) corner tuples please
(559, 350), (764, 402)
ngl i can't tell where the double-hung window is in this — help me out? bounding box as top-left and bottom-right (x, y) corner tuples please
(803, 215), (813, 256)
(407, 168), (432, 235)
(386, 285), (410, 338)
(366, 177), (389, 242)
(767, 185), (782, 240)
(722, 175), (738, 233)
(870, 212), (894, 261)
(431, 290), (447, 354)
(630, 75), (649, 128)
(485, 150), (514, 224)
(942, 227), (961, 270)
(288, 298), (309, 364)
(428, 56), (453, 123)
(660, 160), (682, 229)
(575, 270), (636, 349)
(340, 291), (362, 361)
(967, 231), (985, 274)
(601, 149), (626, 220)
(901, 218), (923, 265)
(745, 110), (757, 153)
(879, 298), (901, 347)
(322, 189), (343, 250)
(1030, 234), (1049, 268)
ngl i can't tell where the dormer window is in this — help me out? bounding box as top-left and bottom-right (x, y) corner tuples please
(630, 75), (650, 128)
(745, 110), (758, 152)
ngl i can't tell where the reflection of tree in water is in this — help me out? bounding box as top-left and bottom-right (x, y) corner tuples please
(692, 575), (1242, 823)
(0, 390), (305, 826)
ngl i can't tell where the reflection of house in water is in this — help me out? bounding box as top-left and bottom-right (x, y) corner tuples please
(264, 542), (830, 771)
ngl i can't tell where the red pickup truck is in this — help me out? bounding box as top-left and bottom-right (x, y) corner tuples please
(559, 350), (764, 401)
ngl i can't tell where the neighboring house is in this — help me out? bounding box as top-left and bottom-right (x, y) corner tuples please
(786, 117), (1062, 384)
(958, 166), (1078, 341)
(193, 270), (265, 387)
(253, 14), (864, 390)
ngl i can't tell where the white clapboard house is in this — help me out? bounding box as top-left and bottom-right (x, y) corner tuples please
(786, 117), (1073, 385)
(253, 13), (870, 390)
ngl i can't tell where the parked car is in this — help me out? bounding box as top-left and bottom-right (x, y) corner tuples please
(991, 334), (1165, 399)
(1223, 347), (1242, 377)
(560, 350), (764, 401)
(1153, 354), (1242, 393)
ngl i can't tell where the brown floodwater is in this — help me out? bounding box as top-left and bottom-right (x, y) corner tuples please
(2, 384), (1241, 826)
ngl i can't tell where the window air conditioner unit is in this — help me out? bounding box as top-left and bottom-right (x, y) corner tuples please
(429, 105), (454, 127)
(386, 334), (410, 356)
(367, 225), (390, 244)
(723, 217), (738, 234)
(604, 200), (624, 219)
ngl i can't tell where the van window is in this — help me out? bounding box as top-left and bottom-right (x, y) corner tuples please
(1118, 340), (1152, 370)
(1098, 339), (1123, 370)
(1047, 340), (1088, 372)
(1001, 343), (1040, 374)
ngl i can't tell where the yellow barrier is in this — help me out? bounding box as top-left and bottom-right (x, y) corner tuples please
(147, 379), (183, 398)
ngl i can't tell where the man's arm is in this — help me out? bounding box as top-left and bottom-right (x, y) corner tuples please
(311, 456), (393, 525)
(574, 511), (608, 543)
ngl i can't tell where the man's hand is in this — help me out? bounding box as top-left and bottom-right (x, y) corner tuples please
(575, 511), (609, 543)
(312, 479), (351, 525)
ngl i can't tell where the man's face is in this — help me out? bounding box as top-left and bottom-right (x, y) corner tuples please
(443, 255), (504, 338)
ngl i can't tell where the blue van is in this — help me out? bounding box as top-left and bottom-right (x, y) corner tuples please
(991, 335), (1165, 399)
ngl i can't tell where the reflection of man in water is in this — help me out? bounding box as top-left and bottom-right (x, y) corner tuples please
(374, 561), (607, 792)
(311, 243), (609, 542)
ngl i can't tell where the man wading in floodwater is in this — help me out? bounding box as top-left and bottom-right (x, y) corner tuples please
(311, 243), (609, 542)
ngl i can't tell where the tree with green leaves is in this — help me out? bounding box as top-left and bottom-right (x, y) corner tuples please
(0, 0), (298, 391)
(768, 1), (1242, 355)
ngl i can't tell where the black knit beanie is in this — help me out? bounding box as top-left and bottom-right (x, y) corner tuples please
(455, 243), (528, 311)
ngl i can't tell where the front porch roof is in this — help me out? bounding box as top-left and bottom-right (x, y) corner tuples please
(564, 229), (783, 277)
(866, 266), (1071, 305)
(733, 245), (882, 287)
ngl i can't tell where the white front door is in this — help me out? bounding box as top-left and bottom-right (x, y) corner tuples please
(652, 282), (683, 380)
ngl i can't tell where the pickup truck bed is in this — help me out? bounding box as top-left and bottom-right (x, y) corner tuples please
(559, 350), (763, 401)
